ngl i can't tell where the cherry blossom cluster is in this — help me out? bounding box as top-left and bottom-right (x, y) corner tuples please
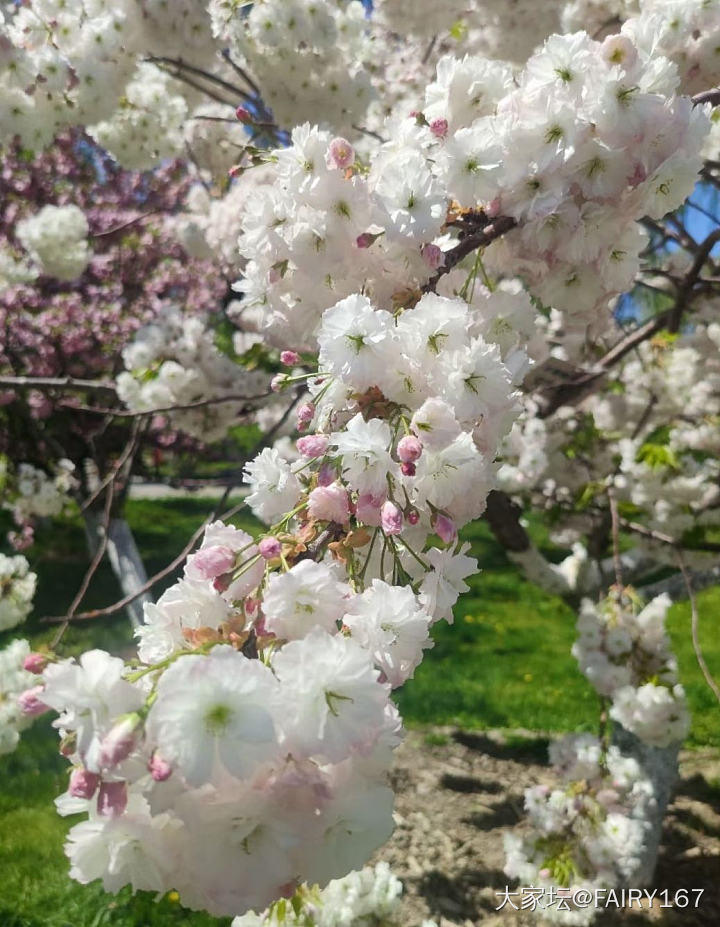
(496, 318), (720, 561)
(458, 34), (707, 331)
(573, 589), (690, 747)
(504, 734), (656, 926)
(564, 0), (720, 97)
(0, 553), (37, 632)
(1, 458), (76, 549)
(231, 862), (404, 927)
(232, 124), (438, 348)
(234, 33), (708, 355)
(87, 63), (189, 171)
(0, 638), (37, 755)
(15, 204), (91, 282)
(599, 323), (720, 551)
(0, 0), (216, 152)
(208, 0), (374, 133)
(116, 308), (269, 442)
(372, 0), (565, 68)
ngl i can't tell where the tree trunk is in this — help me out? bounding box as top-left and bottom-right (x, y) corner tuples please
(612, 725), (680, 886)
(83, 512), (151, 628)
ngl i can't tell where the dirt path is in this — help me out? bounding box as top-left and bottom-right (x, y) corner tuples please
(373, 728), (720, 926)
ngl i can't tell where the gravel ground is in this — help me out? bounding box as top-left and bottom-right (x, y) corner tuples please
(373, 728), (720, 927)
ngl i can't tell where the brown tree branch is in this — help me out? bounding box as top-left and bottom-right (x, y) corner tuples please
(0, 374), (117, 394)
(423, 215), (516, 293)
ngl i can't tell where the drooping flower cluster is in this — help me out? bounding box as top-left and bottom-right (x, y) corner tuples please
(0, 553), (37, 632)
(573, 589), (690, 747)
(37, 548), (401, 914)
(116, 308), (269, 442)
(231, 862), (403, 927)
(504, 734), (656, 926)
(0, 639), (37, 755)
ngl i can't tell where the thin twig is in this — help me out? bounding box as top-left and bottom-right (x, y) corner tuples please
(422, 34), (437, 65)
(41, 391), (303, 625)
(147, 55), (253, 102)
(50, 479), (115, 649)
(92, 211), (158, 238)
(0, 374), (117, 394)
(58, 388), (272, 419)
(677, 552), (720, 704)
(81, 419), (145, 513)
(607, 486), (623, 588)
(220, 49), (262, 98)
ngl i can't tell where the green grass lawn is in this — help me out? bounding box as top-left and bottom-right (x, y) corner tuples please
(1, 498), (719, 926)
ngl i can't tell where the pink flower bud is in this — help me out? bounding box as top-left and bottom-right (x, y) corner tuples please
(401, 461), (416, 477)
(235, 105), (252, 124)
(259, 536), (282, 560)
(421, 243), (445, 270)
(433, 513), (457, 544)
(213, 574), (230, 593)
(23, 652), (48, 674)
(148, 752), (172, 782)
(356, 493), (384, 527)
(97, 780), (128, 818)
(407, 508), (420, 526)
(326, 137), (355, 170)
(271, 373), (288, 392)
(188, 544), (236, 581)
(297, 434), (329, 458)
(69, 767), (100, 799)
(356, 232), (375, 249)
(317, 462), (335, 487)
(381, 501), (403, 535)
(296, 402), (315, 430)
(17, 685), (49, 717)
(308, 482), (350, 525)
(430, 118), (448, 138)
(397, 435), (423, 463)
(98, 714), (141, 769)
(280, 350), (300, 366)
(539, 868), (551, 880)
